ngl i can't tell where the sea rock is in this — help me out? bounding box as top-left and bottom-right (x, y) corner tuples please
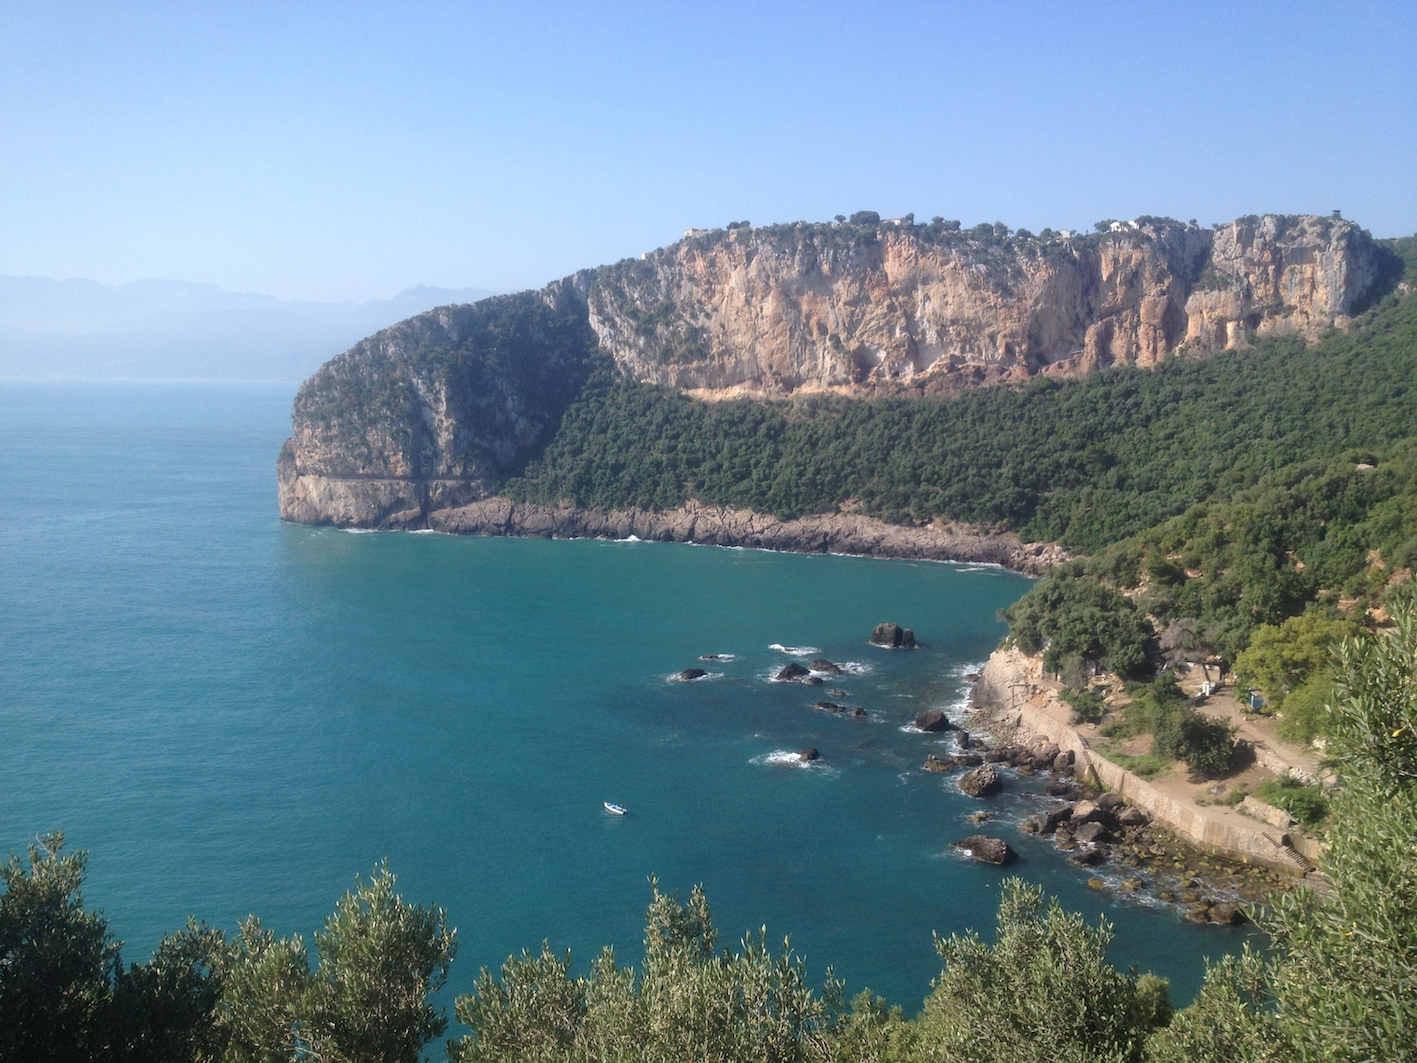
(809, 659), (842, 675)
(678, 668), (708, 681)
(958, 764), (1002, 798)
(802, 675), (823, 686)
(956, 730), (973, 749)
(1074, 821), (1112, 845)
(1072, 800), (1103, 823)
(797, 747), (821, 762)
(953, 752), (984, 767)
(1097, 792), (1126, 812)
(775, 662), (810, 681)
(922, 754), (952, 774)
(951, 835), (1017, 865)
(1045, 779), (1077, 797)
(1071, 847), (1106, 866)
(869, 623), (917, 649)
(1117, 806), (1151, 827)
(914, 708), (954, 732)
(1208, 902), (1243, 925)
(814, 701), (847, 714)
(1039, 806), (1074, 834)
(700, 653), (732, 661)
(850, 706), (867, 718)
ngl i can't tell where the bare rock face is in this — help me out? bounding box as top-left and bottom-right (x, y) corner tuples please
(278, 285), (598, 528)
(584, 215), (1382, 397)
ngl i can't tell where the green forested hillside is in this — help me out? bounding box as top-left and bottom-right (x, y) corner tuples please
(508, 285), (1417, 555)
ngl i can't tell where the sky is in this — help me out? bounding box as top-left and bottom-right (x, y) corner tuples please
(2, 1), (1413, 302)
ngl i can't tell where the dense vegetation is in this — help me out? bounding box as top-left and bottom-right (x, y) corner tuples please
(508, 278), (1417, 555)
(6, 594), (1414, 1060)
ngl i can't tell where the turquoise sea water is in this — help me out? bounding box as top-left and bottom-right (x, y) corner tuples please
(0, 381), (1246, 1014)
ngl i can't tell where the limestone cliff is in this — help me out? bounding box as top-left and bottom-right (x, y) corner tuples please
(278, 284), (598, 527)
(278, 213), (1389, 534)
(583, 214), (1382, 396)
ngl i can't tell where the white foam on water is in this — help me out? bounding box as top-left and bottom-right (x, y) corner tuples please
(340, 527), (378, 534)
(769, 643), (820, 657)
(618, 534), (643, 543)
(699, 653), (738, 662)
(665, 671), (723, 683)
(839, 661), (873, 675)
(752, 749), (814, 768)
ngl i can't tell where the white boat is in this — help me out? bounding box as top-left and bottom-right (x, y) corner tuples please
(603, 801), (627, 815)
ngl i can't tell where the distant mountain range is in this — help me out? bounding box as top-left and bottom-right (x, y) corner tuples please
(0, 276), (495, 380)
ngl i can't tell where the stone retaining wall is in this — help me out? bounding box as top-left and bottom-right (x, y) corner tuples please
(974, 649), (1312, 873)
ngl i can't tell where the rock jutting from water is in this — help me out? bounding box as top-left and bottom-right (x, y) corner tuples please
(869, 623), (917, 649)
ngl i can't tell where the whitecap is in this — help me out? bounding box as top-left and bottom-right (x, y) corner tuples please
(839, 661), (873, 675)
(751, 749), (815, 768)
(619, 534), (643, 543)
(769, 643), (821, 656)
(340, 527), (378, 534)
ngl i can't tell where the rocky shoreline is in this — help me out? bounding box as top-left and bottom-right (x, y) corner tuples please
(419, 497), (1066, 575)
(954, 646), (1317, 916)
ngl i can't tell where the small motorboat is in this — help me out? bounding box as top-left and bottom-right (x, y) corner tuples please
(603, 801), (627, 815)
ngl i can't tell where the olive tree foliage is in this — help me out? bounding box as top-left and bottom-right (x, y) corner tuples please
(450, 881), (841, 1063)
(914, 879), (1168, 1063)
(222, 861), (457, 1063)
(0, 832), (230, 1063)
(0, 833), (118, 1060)
(1148, 589), (1417, 1063)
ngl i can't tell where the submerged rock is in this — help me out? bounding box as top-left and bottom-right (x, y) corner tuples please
(678, 668), (708, 681)
(814, 701), (847, 714)
(797, 747), (821, 762)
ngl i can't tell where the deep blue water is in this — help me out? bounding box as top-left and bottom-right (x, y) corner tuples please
(0, 381), (1245, 1014)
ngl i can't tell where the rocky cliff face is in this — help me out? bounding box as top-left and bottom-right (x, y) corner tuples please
(582, 214), (1382, 396)
(278, 284), (598, 526)
(278, 213), (1388, 532)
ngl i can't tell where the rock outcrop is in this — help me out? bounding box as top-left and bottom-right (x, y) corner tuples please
(951, 835), (1018, 865)
(583, 215), (1383, 397)
(958, 764), (1003, 798)
(428, 499), (1066, 573)
(870, 623), (917, 648)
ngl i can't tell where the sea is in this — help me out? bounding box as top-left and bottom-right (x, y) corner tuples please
(0, 380), (1248, 1015)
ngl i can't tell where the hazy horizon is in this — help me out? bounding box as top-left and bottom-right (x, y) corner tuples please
(1, 2), (1412, 305)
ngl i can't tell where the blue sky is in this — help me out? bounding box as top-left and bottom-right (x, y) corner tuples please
(2, 1), (1413, 301)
